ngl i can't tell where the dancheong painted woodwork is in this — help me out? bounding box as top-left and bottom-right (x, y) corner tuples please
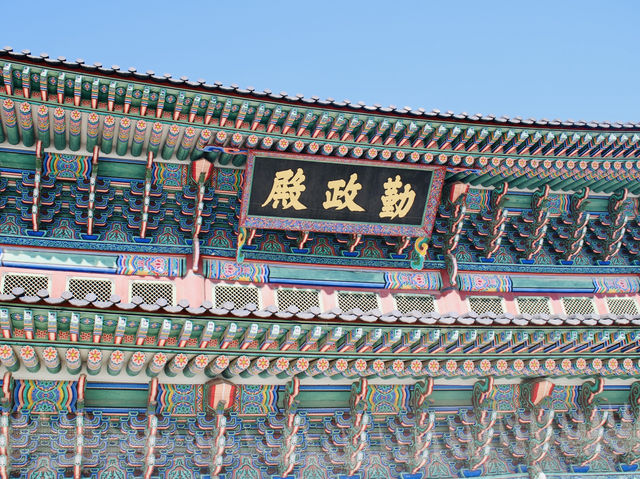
(1, 48), (640, 479)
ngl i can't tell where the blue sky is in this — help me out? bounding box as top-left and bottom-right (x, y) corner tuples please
(2, 1), (638, 122)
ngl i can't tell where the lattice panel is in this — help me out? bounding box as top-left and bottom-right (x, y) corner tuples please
(468, 296), (505, 315)
(214, 285), (261, 308)
(562, 297), (595, 315)
(394, 294), (436, 314)
(337, 292), (380, 312)
(68, 278), (113, 301)
(516, 297), (551, 315)
(2, 273), (49, 296)
(276, 288), (321, 311)
(607, 297), (639, 316)
(130, 281), (175, 306)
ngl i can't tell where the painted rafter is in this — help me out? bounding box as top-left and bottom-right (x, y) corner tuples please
(2, 302), (640, 365)
(3, 96), (640, 200)
(2, 60), (640, 181)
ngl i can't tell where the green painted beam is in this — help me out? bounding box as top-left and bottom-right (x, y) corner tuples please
(85, 387), (148, 409)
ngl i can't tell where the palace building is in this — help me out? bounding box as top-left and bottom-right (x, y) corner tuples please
(0, 47), (639, 479)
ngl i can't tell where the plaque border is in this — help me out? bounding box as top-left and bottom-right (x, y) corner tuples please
(239, 150), (446, 237)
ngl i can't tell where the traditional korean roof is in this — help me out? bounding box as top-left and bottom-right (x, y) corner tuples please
(0, 287), (638, 387)
(3, 285), (640, 327)
(2, 47), (640, 479)
(2, 47), (638, 129)
(0, 46), (639, 194)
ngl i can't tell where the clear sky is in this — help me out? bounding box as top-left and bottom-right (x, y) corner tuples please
(2, 1), (638, 123)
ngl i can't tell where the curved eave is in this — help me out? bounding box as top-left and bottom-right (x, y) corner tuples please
(1, 49), (640, 192)
(2, 48), (639, 131)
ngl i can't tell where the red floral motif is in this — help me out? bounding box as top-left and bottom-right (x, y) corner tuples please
(153, 353), (167, 366)
(544, 359), (556, 371)
(235, 356), (250, 369)
(463, 360), (475, 373)
(392, 359), (404, 373)
(65, 348), (80, 362)
(315, 358), (329, 371)
(132, 352), (146, 365)
(295, 358), (309, 372)
(194, 355), (209, 368)
(354, 359), (367, 372)
(256, 356), (270, 370)
(496, 359), (508, 372)
(427, 359), (439, 373)
(20, 345), (34, 360)
(87, 349), (102, 363)
(216, 355), (230, 368)
(479, 359), (491, 372)
(513, 359), (525, 372)
(110, 350), (125, 364)
(445, 360), (457, 373)
(410, 359), (423, 374)
(335, 358), (348, 371)
(42, 347), (57, 361)
(275, 357), (290, 370)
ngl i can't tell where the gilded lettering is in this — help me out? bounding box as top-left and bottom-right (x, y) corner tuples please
(322, 173), (365, 212)
(261, 168), (307, 210)
(379, 175), (416, 219)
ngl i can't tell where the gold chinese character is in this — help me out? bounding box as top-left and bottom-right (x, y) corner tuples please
(379, 175), (416, 219)
(322, 173), (365, 212)
(261, 168), (307, 210)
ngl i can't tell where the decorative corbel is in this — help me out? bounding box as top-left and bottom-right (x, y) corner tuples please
(511, 379), (556, 469)
(469, 376), (496, 471)
(411, 236), (429, 270)
(347, 377), (370, 476)
(143, 377), (160, 479)
(523, 185), (550, 260)
(72, 374), (87, 479)
(348, 233), (362, 253)
(578, 377), (605, 423)
(445, 252), (459, 288)
(140, 152), (154, 239)
(600, 188), (629, 262)
(190, 155), (214, 272)
(210, 400), (228, 476)
(409, 378), (436, 473)
(280, 377), (302, 477)
(439, 182), (469, 279)
(480, 182), (509, 259)
(562, 187), (590, 261)
(86, 147), (100, 236)
(31, 145), (44, 231)
(236, 227), (247, 263)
